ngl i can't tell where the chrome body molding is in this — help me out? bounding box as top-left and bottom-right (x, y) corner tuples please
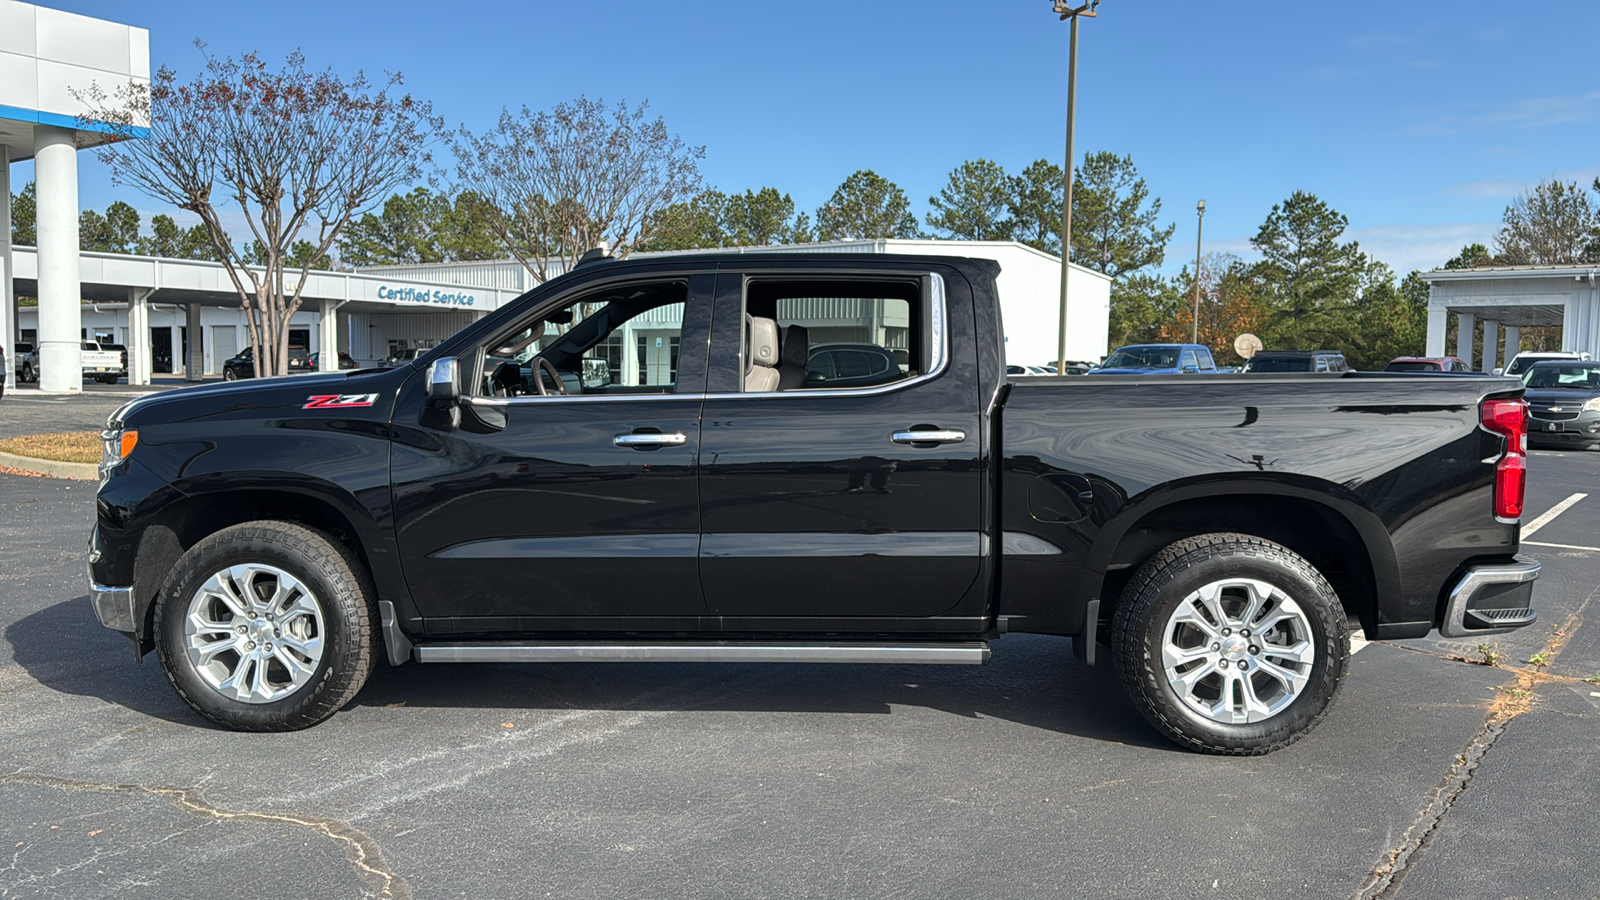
(88, 566), (136, 633)
(416, 640), (991, 665)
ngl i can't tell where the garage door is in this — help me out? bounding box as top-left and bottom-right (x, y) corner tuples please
(211, 325), (236, 375)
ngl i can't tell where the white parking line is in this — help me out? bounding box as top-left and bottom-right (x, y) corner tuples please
(1351, 634), (1369, 654)
(1523, 539), (1600, 552)
(1522, 492), (1588, 538)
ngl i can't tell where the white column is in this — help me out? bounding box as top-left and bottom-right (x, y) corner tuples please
(1504, 325), (1521, 363)
(185, 303), (203, 381)
(1455, 312), (1474, 369)
(1, 144), (13, 393)
(1426, 307), (1447, 357)
(318, 299), (338, 371)
(35, 126), (82, 393)
(1482, 319), (1499, 373)
(127, 288), (152, 385)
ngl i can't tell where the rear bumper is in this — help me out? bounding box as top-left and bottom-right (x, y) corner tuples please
(1440, 560), (1539, 638)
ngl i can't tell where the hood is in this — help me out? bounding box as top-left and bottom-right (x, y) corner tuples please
(108, 369), (392, 427)
(1523, 387), (1600, 404)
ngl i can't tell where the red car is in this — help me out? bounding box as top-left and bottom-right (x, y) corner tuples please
(1384, 356), (1473, 373)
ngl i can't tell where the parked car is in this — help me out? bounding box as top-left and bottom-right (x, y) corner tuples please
(1243, 350), (1350, 373)
(223, 346), (312, 380)
(805, 342), (903, 388)
(81, 340), (126, 383)
(382, 347), (429, 368)
(0, 344), (6, 399)
(307, 351), (359, 371)
(12, 342), (34, 383)
(1088, 343), (1222, 375)
(1521, 360), (1600, 449)
(1385, 356), (1472, 373)
(1501, 351), (1590, 378)
(90, 252), (1539, 754)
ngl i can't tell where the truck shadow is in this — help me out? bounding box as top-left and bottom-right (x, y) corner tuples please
(8, 597), (1169, 751)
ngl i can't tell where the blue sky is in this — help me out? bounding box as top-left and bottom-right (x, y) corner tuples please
(16, 0), (1600, 276)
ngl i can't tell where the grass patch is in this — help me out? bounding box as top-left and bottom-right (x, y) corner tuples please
(0, 431), (102, 464)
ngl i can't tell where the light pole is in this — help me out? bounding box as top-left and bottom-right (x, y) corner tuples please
(1051, 0), (1099, 376)
(1192, 199), (1205, 344)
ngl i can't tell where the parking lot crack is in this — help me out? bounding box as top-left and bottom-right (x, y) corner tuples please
(0, 771), (408, 899)
(1351, 599), (1593, 899)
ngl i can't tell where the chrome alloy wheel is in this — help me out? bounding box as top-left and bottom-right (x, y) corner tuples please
(1161, 578), (1316, 725)
(184, 564), (326, 703)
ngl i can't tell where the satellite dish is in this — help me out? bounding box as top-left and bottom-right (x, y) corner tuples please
(1234, 333), (1263, 359)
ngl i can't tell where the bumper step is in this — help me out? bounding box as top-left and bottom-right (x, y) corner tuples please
(1464, 607), (1537, 629)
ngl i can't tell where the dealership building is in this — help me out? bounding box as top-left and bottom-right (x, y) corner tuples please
(1426, 264), (1600, 370)
(1, 4), (1109, 388)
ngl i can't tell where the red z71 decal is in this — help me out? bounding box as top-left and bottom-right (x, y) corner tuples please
(303, 393), (379, 410)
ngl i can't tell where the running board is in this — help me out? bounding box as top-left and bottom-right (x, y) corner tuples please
(415, 641), (990, 665)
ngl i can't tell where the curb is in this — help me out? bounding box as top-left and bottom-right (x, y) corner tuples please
(0, 450), (98, 480)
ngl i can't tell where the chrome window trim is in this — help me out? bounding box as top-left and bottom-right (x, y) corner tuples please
(466, 271), (951, 406)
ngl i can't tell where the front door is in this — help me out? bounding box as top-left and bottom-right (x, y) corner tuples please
(695, 266), (987, 630)
(390, 273), (714, 632)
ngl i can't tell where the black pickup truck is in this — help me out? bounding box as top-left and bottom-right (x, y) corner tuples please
(89, 252), (1540, 754)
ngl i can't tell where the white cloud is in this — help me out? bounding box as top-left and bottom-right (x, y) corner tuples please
(1445, 165), (1600, 200)
(1412, 92), (1600, 135)
(1347, 222), (1497, 273)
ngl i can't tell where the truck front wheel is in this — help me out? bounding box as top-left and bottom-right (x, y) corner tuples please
(1112, 533), (1349, 755)
(154, 521), (378, 731)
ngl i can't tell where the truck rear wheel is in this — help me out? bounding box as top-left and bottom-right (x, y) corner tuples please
(154, 521), (378, 731)
(1111, 533), (1348, 755)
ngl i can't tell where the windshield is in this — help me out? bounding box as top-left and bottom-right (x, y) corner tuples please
(1103, 346), (1180, 369)
(1507, 355), (1572, 376)
(1525, 364), (1600, 389)
(1384, 361), (1440, 372)
(1246, 356), (1311, 373)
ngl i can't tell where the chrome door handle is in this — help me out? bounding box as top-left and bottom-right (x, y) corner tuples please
(891, 429), (966, 444)
(614, 432), (688, 447)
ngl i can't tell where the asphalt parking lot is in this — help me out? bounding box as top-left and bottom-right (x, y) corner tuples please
(0, 399), (1596, 899)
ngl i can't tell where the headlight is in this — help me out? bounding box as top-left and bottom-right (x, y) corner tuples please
(99, 427), (138, 478)
(1585, 398), (1600, 413)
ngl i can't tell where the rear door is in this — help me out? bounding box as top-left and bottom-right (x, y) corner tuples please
(695, 264), (987, 630)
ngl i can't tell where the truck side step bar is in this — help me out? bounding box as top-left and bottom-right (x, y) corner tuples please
(414, 641), (991, 665)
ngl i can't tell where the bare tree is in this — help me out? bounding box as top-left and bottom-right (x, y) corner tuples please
(453, 98), (704, 284)
(78, 44), (442, 375)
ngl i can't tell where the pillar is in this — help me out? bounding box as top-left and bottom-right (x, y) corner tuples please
(1504, 325), (1521, 364)
(1455, 312), (1474, 369)
(1482, 319), (1498, 373)
(127, 288), (152, 385)
(35, 126), (82, 393)
(1426, 307), (1447, 358)
(1, 144), (14, 393)
(185, 302), (203, 382)
(318, 298), (339, 371)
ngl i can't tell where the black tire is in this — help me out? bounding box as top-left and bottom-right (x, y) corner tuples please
(154, 521), (378, 731)
(1111, 533), (1349, 755)
(223, 368), (237, 381)
(21, 363), (34, 383)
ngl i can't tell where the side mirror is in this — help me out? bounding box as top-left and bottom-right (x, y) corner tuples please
(1492, 367), (1504, 376)
(1181, 365), (1199, 374)
(426, 357), (460, 408)
(581, 356), (611, 390)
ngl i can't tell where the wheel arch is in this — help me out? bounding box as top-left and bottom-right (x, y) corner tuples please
(131, 485), (397, 658)
(1088, 476), (1400, 639)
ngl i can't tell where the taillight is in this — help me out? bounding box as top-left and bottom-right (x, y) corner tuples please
(1481, 398), (1528, 521)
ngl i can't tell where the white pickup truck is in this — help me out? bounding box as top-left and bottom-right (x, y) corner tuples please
(81, 341), (126, 384)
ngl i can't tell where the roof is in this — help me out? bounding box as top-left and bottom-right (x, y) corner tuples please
(1428, 263), (1600, 281)
(1251, 349), (1342, 356)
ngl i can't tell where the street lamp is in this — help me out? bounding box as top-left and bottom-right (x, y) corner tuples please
(1051, 0), (1100, 376)
(1192, 199), (1205, 344)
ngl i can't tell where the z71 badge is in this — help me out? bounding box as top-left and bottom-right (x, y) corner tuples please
(303, 393), (379, 409)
